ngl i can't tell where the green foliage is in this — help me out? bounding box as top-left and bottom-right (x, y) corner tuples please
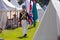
(37, 0), (40, 3)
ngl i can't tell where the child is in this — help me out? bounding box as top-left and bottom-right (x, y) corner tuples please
(19, 5), (28, 37)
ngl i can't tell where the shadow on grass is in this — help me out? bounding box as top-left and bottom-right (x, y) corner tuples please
(28, 27), (35, 30)
(0, 38), (4, 40)
(17, 36), (28, 39)
(6, 27), (18, 30)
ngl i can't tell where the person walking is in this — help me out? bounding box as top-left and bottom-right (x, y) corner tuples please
(19, 5), (28, 37)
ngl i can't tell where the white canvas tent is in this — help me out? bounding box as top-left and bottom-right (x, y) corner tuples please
(33, 0), (60, 40)
(10, 0), (27, 18)
(0, 0), (8, 30)
(3, 0), (21, 19)
(3, 0), (16, 11)
(0, 0), (18, 30)
(51, 0), (60, 36)
(10, 0), (28, 10)
(3, 0), (17, 18)
(0, 0), (8, 11)
(10, 0), (20, 10)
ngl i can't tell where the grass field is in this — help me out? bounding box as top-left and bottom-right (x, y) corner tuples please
(0, 22), (40, 40)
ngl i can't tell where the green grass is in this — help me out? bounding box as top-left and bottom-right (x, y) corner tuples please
(0, 22), (40, 40)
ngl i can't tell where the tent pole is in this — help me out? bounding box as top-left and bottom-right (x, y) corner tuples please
(17, 10), (18, 27)
(10, 11), (12, 28)
(10, 11), (11, 19)
(15, 8), (18, 27)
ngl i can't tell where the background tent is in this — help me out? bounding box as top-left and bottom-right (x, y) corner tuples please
(10, 0), (20, 10)
(0, 0), (8, 11)
(0, 0), (8, 30)
(3, 0), (16, 11)
(10, 0), (27, 10)
(0, 0), (16, 29)
(10, 0), (27, 18)
(33, 0), (58, 40)
(3, 0), (20, 19)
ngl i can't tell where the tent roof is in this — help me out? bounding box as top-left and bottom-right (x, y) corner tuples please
(11, 0), (26, 10)
(0, 0), (8, 11)
(2, 0), (16, 11)
(10, 0), (20, 10)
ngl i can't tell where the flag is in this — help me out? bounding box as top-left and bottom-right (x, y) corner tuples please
(28, 0), (33, 26)
(32, 0), (38, 27)
(30, 0), (32, 11)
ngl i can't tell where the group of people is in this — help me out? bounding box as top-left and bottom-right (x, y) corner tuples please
(6, 5), (33, 37)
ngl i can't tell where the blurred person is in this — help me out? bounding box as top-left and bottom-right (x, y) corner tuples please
(12, 14), (18, 28)
(19, 5), (28, 37)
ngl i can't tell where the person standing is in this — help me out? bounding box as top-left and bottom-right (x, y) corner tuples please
(19, 5), (28, 37)
(12, 14), (18, 28)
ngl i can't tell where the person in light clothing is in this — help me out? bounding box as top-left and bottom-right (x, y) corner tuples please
(12, 14), (18, 28)
(19, 5), (28, 37)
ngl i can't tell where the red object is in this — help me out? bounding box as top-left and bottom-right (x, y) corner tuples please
(28, 0), (33, 26)
(30, 3), (32, 10)
(33, 0), (36, 3)
(28, 18), (33, 25)
(30, 0), (32, 11)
